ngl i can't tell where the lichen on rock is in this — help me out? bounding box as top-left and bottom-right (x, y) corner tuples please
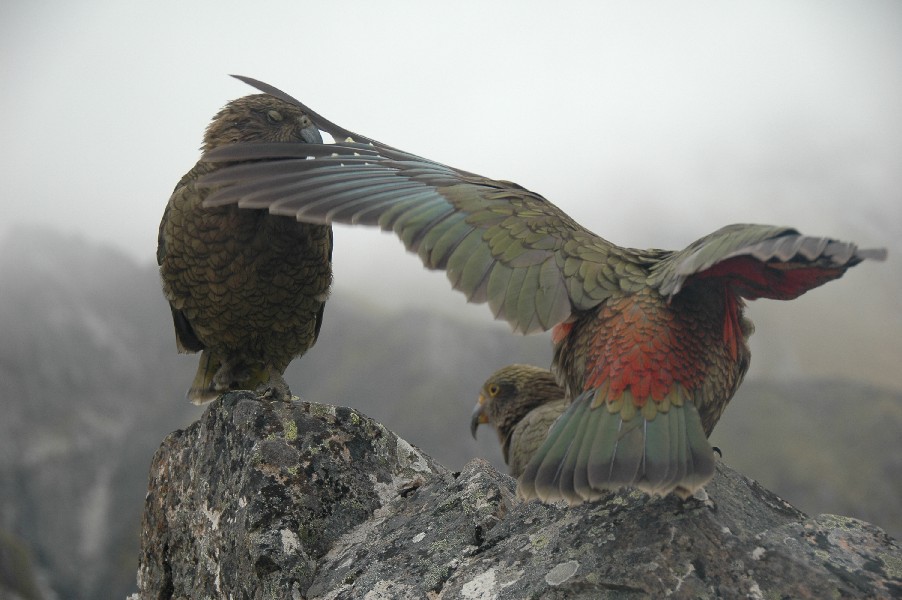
(135, 391), (902, 599)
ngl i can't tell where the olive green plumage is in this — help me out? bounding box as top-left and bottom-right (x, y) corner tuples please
(195, 76), (885, 502)
(158, 93), (333, 404)
(471, 365), (568, 478)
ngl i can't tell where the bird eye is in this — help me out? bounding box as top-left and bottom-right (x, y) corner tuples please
(267, 110), (283, 122)
(488, 383), (500, 397)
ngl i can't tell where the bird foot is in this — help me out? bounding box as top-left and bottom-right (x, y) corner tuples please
(208, 359), (292, 402)
(211, 358), (254, 392)
(257, 377), (292, 402)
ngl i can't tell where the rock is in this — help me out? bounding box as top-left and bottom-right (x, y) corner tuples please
(135, 391), (902, 599)
(136, 391), (442, 598)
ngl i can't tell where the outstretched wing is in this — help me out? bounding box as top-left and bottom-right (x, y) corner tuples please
(198, 76), (629, 334)
(652, 223), (887, 299)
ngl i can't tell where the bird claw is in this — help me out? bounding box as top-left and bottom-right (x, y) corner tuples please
(256, 370), (292, 402)
(258, 384), (289, 403)
(210, 359), (292, 401)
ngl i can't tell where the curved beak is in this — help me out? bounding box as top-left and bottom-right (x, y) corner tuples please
(470, 394), (489, 439)
(301, 122), (323, 144)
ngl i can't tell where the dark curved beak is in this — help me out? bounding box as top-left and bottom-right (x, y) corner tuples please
(301, 123), (323, 144)
(470, 395), (488, 439)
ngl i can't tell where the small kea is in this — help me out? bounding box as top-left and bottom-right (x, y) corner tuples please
(471, 365), (568, 478)
(158, 93), (333, 404)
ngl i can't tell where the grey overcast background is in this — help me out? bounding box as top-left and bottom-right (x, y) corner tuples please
(2, 0), (900, 390)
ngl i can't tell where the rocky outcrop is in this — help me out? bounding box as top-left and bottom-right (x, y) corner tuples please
(135, 391), (902, 599)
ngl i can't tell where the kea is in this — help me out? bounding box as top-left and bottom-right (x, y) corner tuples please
(197, 76), (886, 502)
(471, 364), (568, 478)
(158, 93), (333, 404)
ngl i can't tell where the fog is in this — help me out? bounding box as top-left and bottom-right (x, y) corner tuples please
(3, 0), (900, 388)
(2, 6), (901, 594)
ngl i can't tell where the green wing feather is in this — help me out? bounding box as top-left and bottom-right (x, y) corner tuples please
(198, 76), (624, 334)
(652, 223), (886, 299)
(197, 77), (885, 330)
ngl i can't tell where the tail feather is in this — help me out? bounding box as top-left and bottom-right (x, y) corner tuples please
(519, 390), (715, 503)
(596, 417), (644, 489)
(572, 402), (610, 502)
(642, 408), (674, 486)
(669, 404), (689, 490)
(519, 396), (588, 502)
(554, 400), (594, 504)
(649, 401), (714, 496)
(187, 349), (223, 405)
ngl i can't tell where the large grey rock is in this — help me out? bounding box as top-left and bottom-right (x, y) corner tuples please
(135, 392), (902, 599)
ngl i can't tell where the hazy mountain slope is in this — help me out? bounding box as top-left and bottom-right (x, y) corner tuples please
(711, 379), (902, 534)
(0, 229), (202, 599)
(0, 228), (898, 599)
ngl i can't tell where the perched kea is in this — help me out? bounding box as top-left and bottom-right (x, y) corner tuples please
(471, 364), (568, 478)
(158, 93), (333, 404)
(197, 76), (886, 502)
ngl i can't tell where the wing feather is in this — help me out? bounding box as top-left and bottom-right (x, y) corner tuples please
(198, 77), (885, 328)
(197, 77), (625, 333)
(653, 223), (886, 299)
(485, 264), (514, 320)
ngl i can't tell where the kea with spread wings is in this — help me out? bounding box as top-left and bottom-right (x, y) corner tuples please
(198, 76), (885, 502)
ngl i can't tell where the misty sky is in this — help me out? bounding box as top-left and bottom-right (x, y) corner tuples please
(2, 0), (901, 387)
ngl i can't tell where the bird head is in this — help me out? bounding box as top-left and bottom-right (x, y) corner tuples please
(470, 364), (563, 441)
(202, 93), (322, 154)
